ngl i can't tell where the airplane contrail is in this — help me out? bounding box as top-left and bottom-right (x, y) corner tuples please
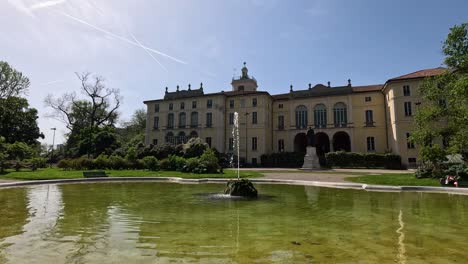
(40, 79), (64, 85)
(55, 10), (187, 65)
(129, 32), (168, 72)
(30, 0), (67, 10)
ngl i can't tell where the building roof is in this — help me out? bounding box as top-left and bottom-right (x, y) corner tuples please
(352, 84), (384, 93)
(388, 67), (446, 81)
(272, 84), (353, 100)
(164, 88), (204, 100)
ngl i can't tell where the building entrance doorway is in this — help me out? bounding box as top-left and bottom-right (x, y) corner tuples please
(315, 132), (330, 156)
(293, 133), (307, 153)
(333, 131), (351, 152)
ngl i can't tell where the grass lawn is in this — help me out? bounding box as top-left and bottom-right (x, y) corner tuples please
(0, 168), (263, 181)
(346, 173), (440, 186)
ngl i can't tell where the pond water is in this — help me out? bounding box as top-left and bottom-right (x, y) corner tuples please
(0, 182), (467, 263)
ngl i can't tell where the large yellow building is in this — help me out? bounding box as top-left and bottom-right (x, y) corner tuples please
(144, 64), (445, 167)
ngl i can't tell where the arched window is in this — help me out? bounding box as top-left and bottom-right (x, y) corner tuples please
(177, 131), (186, 144)
(314, 104), (327, 128)
(295, 105), (308, 129)
(167, 113), (174, 128)
(165, 132), (174, 144)
(333, 103), (347, 127)
(179, 112), (186, 128)
(190, 131), (198, 139)
(191, 112), (198, 128)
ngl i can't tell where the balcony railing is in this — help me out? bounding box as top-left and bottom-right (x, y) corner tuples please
(334, 122), (348, 128)
(365, 121), (375, 127)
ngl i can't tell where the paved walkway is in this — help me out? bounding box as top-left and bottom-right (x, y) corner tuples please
(0, 179), (16, 183)
(239, 167), (413, 174)
(239, 167), (414, 183)
(262, 172), (354, 183)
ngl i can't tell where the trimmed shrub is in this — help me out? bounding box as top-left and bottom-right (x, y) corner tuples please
(94, 154), (110, 169)
(70, 157), (94, 170)
(142, 156), (160, 171)
(57, 159), (71, 170)
(168, 155), (186, 171)
(383, 154), (402, 169)
(325, 151), (402, 169)
(184, 157), (200, 172)
(109, 155), (127, 170)
(159, 158), (170, 170)
(198, 149), (220, 173)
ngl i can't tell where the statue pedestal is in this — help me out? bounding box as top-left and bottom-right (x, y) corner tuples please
(301, 146), (321, 170)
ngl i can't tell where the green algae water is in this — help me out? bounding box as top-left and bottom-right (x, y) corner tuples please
(0, 182), (467, 263)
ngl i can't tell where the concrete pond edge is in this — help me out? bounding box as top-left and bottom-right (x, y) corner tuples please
(1, 177), (468, 196)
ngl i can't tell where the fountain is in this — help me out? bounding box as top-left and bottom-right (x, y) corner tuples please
(224, 112), (258, 197)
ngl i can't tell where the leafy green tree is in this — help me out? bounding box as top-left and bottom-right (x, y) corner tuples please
(0, 61), (30, 99)
(0, 96), (44, 145)
(6, 141), (34, 161)
(413, 23), (468, 163)
(115, 108), (146, 152)
(0, 137), (7, 173)
(45, 72), (121, 157)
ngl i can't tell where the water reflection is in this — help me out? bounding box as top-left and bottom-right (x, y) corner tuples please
(0, 183), (467, 263)
(0, 185), (62, 263)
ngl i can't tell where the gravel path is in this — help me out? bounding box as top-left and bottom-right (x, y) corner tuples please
(0, 179), (16, 183)
(262, 172), (356, 183)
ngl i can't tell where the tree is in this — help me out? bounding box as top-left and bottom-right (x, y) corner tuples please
(6, 141), (34, 161)
(129, 108), (146, 131)
(0, 61), (30, 99)
(45, 72), (121, 157)
(0, 96), (44, 145)
(413, 23), (468, 162)
(114, 108), (146, 154)
(0, 137), (7, 173)
(45, 72), (121, 131)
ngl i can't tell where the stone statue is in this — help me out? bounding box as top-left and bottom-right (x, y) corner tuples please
(306, 127), (315, 146)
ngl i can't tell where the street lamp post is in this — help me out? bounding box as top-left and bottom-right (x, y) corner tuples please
(51, 128), (57, 151)
(50, 128), (56, 164)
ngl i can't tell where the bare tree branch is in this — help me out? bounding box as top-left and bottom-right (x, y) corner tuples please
(44, 72), (121, 132)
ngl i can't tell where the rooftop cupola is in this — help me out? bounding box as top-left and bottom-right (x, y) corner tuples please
(231, 62), (258, 92)
(241, 62), (249, 78)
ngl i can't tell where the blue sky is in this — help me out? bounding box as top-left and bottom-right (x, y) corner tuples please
(1, 0), (467, 144)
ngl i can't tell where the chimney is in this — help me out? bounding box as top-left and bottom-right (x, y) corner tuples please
(308, 83), (312, 90)
(176, 85), (180, 92)
(188, 84), (191, 91)
(290, 84), (293, 92)
(165, 87), (168, 94)
(348, 79), (352, 86)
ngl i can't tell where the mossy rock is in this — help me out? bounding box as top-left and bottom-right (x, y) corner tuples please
(224, 179), (258, 197)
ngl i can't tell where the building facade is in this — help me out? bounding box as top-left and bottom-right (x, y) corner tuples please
(144, 64), (445, 167)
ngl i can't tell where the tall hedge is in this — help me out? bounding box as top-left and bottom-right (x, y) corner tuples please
(325, 151), (401, 169)
(260, 152), (305, 168)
